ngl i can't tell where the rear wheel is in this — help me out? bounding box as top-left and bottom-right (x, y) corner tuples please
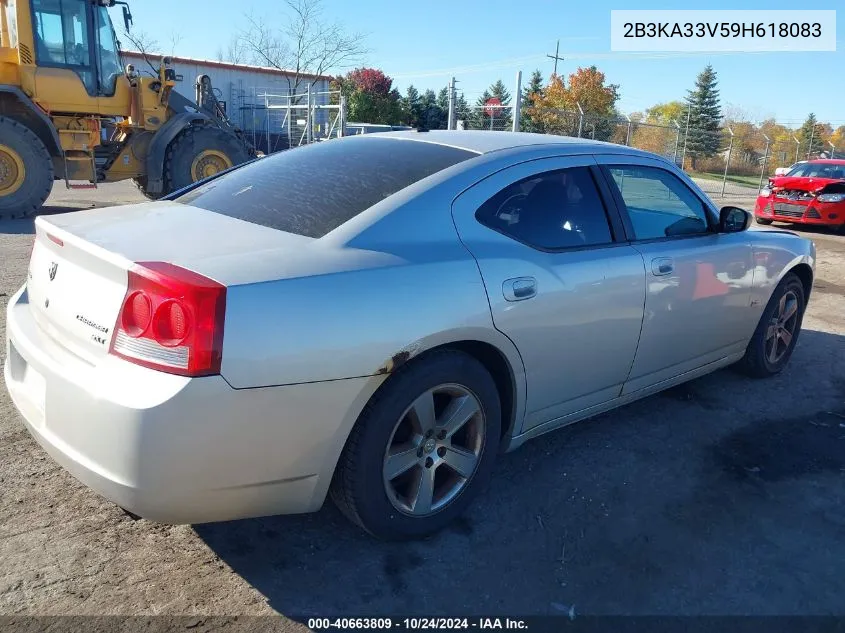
(162, 125), (250, 195)
(331, 350), (501, 540)
(755, 217), (773, 225)
(0, 117), (54, 220)
(738, 272), (805, 378)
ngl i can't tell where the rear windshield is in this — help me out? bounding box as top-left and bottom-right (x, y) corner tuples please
(174, 137), (477, 238)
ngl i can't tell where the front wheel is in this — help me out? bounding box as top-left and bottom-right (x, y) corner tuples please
(738, 272), (805, 378)
(331, 350), (501, 540)
(162, 125), (250, 195)
(0, 117), (54, 219)
(755, 217), (773, 225)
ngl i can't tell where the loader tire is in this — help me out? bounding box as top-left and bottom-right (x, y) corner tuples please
(0, 117), (54, 220)
(132, 176), (164, 201)
(162, 125), (250, 195)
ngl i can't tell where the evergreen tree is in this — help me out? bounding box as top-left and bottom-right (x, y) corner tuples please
(455, 92), (470, 127)
(418, 89), (445, 129)
(683, 65), (722, 169)
(797, 113), (826, 158)
(474, 80), (512, 130)
(520, 69), (544, 133)
(401, 85), (421, 125)
(437, 86), (450, 112)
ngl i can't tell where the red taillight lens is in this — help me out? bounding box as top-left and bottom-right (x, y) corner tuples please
(152, 299), (191, 347)
(122, 291), (152, 337)
(109, 262), (226, 376)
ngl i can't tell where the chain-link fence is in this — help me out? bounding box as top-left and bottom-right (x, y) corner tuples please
(458, 105), (514, 132)
(231, 87), (344, 154)
(439, 74), (840, 199)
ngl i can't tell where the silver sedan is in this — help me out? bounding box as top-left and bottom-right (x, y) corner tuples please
(4, 131), (815, 540)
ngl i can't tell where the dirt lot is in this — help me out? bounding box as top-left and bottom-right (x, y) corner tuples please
(1, 183), (844, 623)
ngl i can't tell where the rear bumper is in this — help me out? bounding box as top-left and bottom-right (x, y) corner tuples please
(754, 197), (845, 226)
(4, 285), (377, 524)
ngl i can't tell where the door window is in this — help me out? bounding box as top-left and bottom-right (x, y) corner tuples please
(95, 6), (121, 96)
(476, 167), (614, 250)
(608, 166), (711, 240)
(32, 0), (95, 94)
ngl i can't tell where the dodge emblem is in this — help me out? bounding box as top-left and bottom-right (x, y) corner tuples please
(48, 262), (58, 281)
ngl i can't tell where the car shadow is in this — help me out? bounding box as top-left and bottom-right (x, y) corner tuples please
(195, 328), (845, 617)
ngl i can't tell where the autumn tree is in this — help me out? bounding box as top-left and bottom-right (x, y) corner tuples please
(645, 101), (686, 124)
(684, 65), (722, 169)
(529, 66), (619, 141)
(760, 118), (796, 168)
(332, 68), (403, 125)
(628, 100), (686, 156)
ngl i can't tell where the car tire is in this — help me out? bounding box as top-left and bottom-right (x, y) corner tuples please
(754, 217), (773, 225)
(738, 272), (805, 378)
(330, 349), (501, 540)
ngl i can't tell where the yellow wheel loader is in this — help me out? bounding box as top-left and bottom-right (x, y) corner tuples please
(0, 0), (255, 219)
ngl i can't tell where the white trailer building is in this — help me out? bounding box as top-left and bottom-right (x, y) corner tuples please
(123, 51), (334, 153)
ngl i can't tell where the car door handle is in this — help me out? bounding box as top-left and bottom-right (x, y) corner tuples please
(503, 277), (537, 301)
(651, 257), (674, 276)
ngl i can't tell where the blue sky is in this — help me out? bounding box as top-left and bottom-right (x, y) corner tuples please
(118, 0), (843, 127)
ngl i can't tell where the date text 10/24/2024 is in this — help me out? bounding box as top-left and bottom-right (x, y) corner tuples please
(308, 618), (530, 630)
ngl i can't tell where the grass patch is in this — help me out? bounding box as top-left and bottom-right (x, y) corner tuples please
(690, 171), (762, 188)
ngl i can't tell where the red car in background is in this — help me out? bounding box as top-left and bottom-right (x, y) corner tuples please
(755, 159), (845, 234)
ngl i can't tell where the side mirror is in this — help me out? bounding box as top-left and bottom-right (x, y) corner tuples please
(720, 206), (751, 233)
(122, 5), (133, 31)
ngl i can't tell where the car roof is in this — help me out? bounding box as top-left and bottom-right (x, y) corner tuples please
(806, 159), (845, 165)
(367, 129), (651, 157)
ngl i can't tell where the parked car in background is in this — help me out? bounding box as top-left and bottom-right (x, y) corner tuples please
(774, 161), (807, 176)
(755, 159), (845, 233)
(5, 131), (815, 540)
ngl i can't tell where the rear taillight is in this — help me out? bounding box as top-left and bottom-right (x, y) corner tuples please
(109, 262), (226, 376)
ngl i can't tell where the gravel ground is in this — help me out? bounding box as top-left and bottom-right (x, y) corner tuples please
(1, 183), (844, 624)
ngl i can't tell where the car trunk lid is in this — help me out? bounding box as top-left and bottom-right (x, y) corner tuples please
(28, 202), (313, 364)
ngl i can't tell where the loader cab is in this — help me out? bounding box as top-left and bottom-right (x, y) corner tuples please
(30, 0), (123, 102)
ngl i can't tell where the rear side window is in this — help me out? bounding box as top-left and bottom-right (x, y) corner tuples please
(476, 167), (614, 250)
(175, 138), (477, 238)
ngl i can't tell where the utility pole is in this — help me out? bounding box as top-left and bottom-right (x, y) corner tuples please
(512, 71), (522, 132)
(681, 103), (692, 169)
(721, 126), (734, 197)
(447, 77), (456, 131)
(807, 126), (815, 160)
(546, 40), (564, 77)
(758, 133), (770, 192)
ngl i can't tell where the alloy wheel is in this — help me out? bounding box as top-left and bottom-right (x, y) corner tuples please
(382, 384), (485, 517)
(765, 289), (799, 364)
